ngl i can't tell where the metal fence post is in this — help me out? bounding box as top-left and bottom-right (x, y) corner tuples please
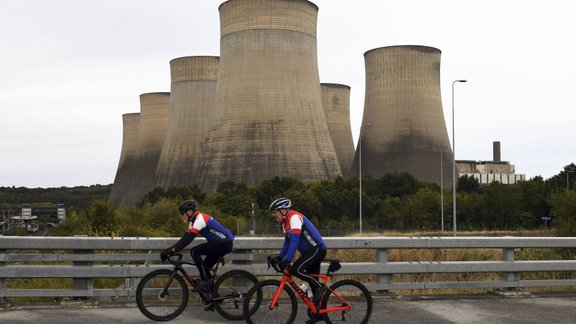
(0, 249), (8, 306)
(376, 248), (392, 293)
(501, 247), (519, 291)
(73, 249), (94, 294)
(61, 250), (98, 306)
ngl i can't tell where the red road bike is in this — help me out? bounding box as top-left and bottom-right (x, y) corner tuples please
(242, 258), (372, 324)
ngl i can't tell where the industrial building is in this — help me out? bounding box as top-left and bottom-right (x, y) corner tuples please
(457, 141), (525, 184)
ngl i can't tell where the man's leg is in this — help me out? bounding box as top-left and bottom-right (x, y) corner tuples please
(202, 240), (233, 278)
(191, 242), (210, 280)
(291, 248), (326, 292)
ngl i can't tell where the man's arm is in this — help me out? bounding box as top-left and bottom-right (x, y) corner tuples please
(169, 232), (197, 252)
(278, 236), (289, 258)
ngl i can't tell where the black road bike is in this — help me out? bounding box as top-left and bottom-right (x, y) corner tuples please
(136, 253), (259, 321)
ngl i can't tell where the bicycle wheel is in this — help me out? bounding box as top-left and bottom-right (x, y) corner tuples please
(321, 279), (372, 324)
(212, 269), (259, 320)
(243, 280), (297, 324)
(136, 269), (189, 321)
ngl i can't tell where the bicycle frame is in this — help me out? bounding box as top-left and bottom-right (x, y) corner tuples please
(167, 254), (223, 287)
(160, 254), (224, 300)
(270, 269), (352, 316)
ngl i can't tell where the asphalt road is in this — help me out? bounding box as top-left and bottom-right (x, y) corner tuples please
(1, 293), (575, 323)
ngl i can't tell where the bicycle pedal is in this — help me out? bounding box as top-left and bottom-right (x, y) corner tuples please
(204, 305), (215, 312)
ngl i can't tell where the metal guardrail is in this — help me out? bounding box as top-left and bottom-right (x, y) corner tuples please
(1, 236), (576, 298)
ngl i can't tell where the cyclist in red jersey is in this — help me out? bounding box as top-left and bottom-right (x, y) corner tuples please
(268, 197), (328, 305)
(160, 200), (234, 292)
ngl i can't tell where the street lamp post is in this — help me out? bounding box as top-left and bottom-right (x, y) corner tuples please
(358, 123), (371, 234)
(440, 144), (448, 233)
(250, 202), (255, 235)
(452, 79), (467, 236)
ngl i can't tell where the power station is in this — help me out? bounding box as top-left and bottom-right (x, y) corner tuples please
(109, 1), (513, 206)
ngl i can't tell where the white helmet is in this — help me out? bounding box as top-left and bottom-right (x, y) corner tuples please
(268, 198), (292, 211)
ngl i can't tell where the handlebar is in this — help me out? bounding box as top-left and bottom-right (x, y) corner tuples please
(165, 253), (184, 265)
(267, 256), (291, 275)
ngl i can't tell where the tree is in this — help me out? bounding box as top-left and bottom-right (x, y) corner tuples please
(456, 192), (484, 230)
(203, 180), (254, 217)
(481, 182), (521, 230)
(549, 191), (576, 236)
(457, 175), (480, 193)
(397, 187), (439, 231)
(85, 200), (117, 236)
(253, 177), (305, 210)
(374, 172), (420, 198)
(516, 177), (548, 229)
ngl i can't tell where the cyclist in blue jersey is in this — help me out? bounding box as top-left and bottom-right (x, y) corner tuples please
(268, 197), (327, 305)
(160, 200), (234, 292)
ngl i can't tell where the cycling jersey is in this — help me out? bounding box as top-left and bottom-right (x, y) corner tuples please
(278, 210), (326, 262)
(187, 211), (234, 242)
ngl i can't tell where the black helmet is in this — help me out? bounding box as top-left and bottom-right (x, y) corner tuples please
(178, 200), (197, 215)
(269, 197), (292, 212)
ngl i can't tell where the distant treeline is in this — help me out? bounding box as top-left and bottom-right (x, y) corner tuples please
(0, 184), (112, 210)
(2, 163), (576, 237)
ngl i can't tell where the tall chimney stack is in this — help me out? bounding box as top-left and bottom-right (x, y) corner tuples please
(493, 141), (501, 162)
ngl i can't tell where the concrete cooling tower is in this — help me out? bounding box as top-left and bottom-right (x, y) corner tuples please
(351, 45), (454, 185)
(122, 92), (170, 206)
(108, 113), (140, 206)
(195, 0), (342, 192)
(321, 83), (355, 178)
(154, 56), (219, 188)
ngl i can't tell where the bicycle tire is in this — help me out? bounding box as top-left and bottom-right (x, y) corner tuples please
(136, 269), (189, 321)
(212, 269), (259, 320)
(243, 280), (298, 324)
(321, 279), (372, 324)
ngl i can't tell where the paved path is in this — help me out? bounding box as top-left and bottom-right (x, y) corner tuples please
(1, 293), (575, 323)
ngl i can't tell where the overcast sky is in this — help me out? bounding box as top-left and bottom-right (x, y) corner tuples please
(1, 0), (574, 188)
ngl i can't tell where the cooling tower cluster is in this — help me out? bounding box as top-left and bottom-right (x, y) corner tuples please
(351, 46), (453, 185)
(109, 0), (347, 205)
(109, 0), (455, 206)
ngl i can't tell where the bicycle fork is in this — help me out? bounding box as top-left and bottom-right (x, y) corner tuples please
(159, 272), (180, 299)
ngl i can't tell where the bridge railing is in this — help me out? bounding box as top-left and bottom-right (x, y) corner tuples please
(1, 236), (576, 298)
